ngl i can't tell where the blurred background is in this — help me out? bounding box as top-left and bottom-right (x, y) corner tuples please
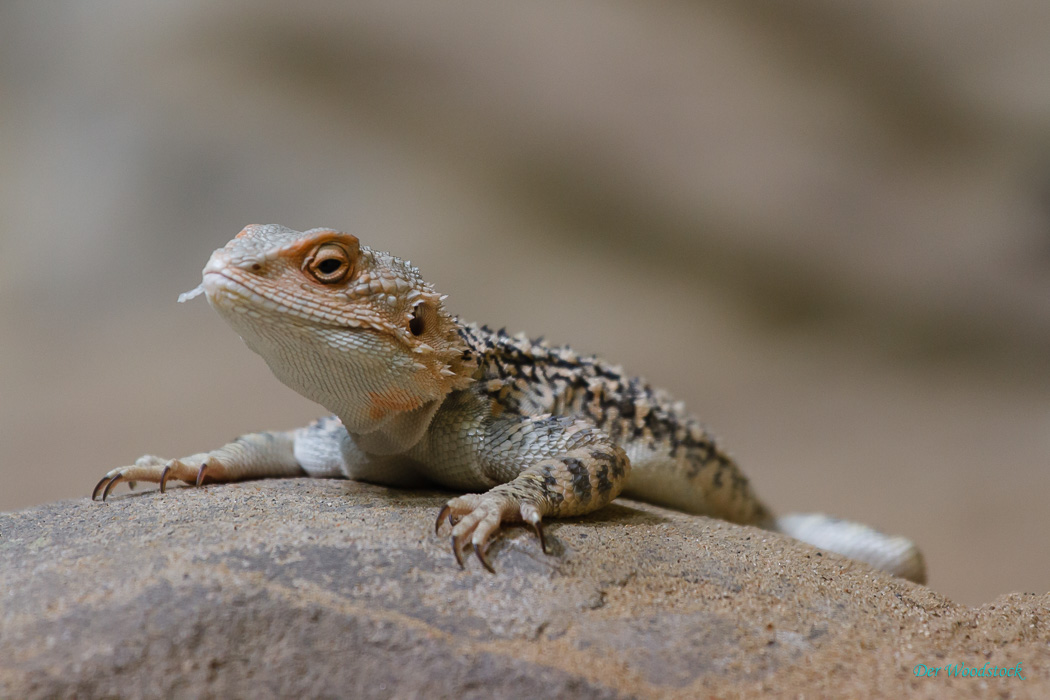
(2, 1), (1048, 606)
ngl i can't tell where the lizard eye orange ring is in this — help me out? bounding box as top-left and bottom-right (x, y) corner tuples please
(304, 242), (353, 284)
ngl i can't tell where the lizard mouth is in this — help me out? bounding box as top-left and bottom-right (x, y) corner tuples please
(202, 270), (318, 324)
(202, 270), (255, 306)
(201, 270), (387, 335)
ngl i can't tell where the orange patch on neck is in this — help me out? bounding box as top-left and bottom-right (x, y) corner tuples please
(367, 390), (424, 421)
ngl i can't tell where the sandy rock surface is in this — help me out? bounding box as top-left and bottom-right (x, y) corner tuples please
(1, 479), (1045, 699)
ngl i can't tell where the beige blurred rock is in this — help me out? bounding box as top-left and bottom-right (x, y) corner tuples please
(1, 479), (1046, 698)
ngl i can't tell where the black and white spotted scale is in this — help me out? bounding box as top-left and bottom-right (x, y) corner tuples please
(454, 323), (773, 527)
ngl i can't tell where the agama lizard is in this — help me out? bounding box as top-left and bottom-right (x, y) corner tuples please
(92, 224), (925, 582)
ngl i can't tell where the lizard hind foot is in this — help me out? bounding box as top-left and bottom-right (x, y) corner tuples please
(438, 493), (546, 573)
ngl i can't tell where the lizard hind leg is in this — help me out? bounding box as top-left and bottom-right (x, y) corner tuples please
(437, 445), (630, 572)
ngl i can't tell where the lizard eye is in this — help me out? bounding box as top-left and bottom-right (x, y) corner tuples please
(305, 243), (353, 284)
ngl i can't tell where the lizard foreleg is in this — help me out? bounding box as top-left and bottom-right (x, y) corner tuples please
(432, 414), (630, 572)
(92, 430), (304, 501)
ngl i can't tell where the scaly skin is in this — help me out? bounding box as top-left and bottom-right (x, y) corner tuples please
(92, 224), (925, 582)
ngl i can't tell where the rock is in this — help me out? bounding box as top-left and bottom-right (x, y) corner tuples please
(0, 479), (1046, 698)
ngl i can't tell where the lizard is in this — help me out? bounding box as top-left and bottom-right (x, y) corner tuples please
(92, 224), (926, 583)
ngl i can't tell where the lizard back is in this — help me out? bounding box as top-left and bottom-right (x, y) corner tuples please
(459, 323), (773, 525)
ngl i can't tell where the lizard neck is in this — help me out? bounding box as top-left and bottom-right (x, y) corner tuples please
(347, 397), (444, 455)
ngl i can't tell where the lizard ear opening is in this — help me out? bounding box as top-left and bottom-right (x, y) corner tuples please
(409, 300), (443, 338)
(409, 302), (427, 336)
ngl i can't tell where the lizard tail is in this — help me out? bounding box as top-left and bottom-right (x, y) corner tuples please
(770, 513), (926, 584)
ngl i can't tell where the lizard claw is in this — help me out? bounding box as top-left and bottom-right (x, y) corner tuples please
(160, 457), (208, 492)
(519, 502), (548, 553)
(91, 475), (110, 502)
(101, 474), (125, 502)
(159, 464), (173, 493)
(435, 505), (452, 535)
(450, 535), (465, 568)
(92, 474), (113, 501)
(526, 520), (548, 554)
(195, 461), (210, 487)
(474, 541), (496, 574)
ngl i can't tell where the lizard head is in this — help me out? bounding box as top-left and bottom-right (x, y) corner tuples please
(195, 224), (475, 446)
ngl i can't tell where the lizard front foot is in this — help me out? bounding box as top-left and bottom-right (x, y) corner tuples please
(91, 430), (303, 501)
(435, 493), (547, 573)
(92, 453), (219, 501)
(433, 445), (630, 572)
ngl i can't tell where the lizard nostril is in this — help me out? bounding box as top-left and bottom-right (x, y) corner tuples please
(251, 263), (262, 272)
